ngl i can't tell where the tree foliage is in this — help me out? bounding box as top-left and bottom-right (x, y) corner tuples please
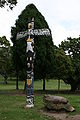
(0, 36), (10, 47)
(0, 36), (13, 83)
(59, 37), (80, 91)
(54, 48), (73, 81)
(0, 0), (17, 9)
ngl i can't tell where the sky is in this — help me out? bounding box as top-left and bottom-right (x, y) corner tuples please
(0, 0), (80, 46)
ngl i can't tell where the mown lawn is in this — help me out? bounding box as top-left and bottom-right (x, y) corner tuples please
(0, 94), (53, 120)
(0, 75), (71, 91)
(0, 92), (80, 120)
(0, 76), (80, 120)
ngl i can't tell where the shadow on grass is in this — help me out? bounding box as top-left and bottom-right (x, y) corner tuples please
(0, 89), (80, 96)
(34, 90), (80, 95)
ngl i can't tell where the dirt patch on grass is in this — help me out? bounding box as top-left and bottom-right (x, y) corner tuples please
(41, 109), (80, 120)
(67, 115), (80, 120)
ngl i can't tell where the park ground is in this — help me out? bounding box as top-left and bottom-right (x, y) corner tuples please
(0, 77), (80, 120)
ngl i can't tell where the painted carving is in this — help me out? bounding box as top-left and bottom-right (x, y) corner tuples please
(16, 17), (51, 108)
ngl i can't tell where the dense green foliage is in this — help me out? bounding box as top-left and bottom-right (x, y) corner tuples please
(0, 36), (15, 83)
(0, 36), (10, 83)
(0, 0), (17, 9)
(11, 4), (54, 87)
(59, 37), (80, 91)
(54, 48), (73, 80)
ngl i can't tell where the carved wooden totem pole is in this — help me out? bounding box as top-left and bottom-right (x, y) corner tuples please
(26, 18), (34, 107)
(16, 18), (51, 108)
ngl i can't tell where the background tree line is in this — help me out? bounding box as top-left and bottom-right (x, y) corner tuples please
(0, 4), (80, 92)
(0, 36), (15, 83)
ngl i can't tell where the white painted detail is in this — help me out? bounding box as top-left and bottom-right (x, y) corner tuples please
(16, 29), (51, 40)
(26, 42), (34, 52)
(26, 104), (34, 108)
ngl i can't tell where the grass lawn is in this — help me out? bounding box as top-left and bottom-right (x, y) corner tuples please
(0, 94), (52, 120)
(0, 76), (80, 120)
(0, 75), (71, 91)
(0, 92), (80, 120)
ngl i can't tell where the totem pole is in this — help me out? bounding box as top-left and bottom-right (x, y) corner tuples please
(26, 18), (34, 107)
(16, 18), (51, 108)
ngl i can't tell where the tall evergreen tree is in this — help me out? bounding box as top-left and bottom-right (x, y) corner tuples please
(11, 4), (54, 90)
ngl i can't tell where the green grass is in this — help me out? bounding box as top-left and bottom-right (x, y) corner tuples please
(0, 76), (80, 119)
(59, 94), (80, 115)
(0, 93), (80, 120)
(0, 94), (51, 120)
(0, 76), (71, 91)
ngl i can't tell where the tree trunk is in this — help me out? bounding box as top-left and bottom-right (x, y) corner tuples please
(4, 73), (8, 84)
(71, 84), (77, 92)
(16, 72), (19, 90)
(43, 78), (45, 91)
(4, 78), (8, 84)
(24, 80), (26, 90)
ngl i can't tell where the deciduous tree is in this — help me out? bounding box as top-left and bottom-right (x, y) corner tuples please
(59, 37), (80, 91)
(0, 36), (13, 83)
(0, 0), (17, 9)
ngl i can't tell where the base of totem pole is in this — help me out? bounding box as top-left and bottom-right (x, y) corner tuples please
(26, 95), (34, 108)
